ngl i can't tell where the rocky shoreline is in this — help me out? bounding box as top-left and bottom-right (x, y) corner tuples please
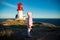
(0, 24), (60, 40)
(0, 19), (59, 27)
(0, 20), (60, 40)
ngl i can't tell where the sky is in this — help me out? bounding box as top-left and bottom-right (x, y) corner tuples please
(0, 0), (60, 18)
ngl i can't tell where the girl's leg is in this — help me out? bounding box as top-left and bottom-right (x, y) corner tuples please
(28, 27), (32, 37)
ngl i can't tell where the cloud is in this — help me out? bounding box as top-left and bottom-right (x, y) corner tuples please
(1, 1), (17, 8)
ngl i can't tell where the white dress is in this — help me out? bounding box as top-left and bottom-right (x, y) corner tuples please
(27, 12), (33, 28)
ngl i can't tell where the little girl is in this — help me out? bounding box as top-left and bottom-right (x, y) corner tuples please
(27, 12), (33, 37)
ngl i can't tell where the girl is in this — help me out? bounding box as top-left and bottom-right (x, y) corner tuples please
(27, 12), (33, 37)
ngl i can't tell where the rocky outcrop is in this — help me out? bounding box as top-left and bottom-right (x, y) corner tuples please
(40, 22), (56, 27)
(0, 20), (27, 26)
(33, 22), (56, 27)
(0, 19), (58, 27)
(0, 21), (60, 40)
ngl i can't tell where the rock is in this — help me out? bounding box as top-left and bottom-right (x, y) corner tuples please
(40, 22), (56, 27)
(0, 20), (57, 27)
(33, 22), (56, 27)
(1, 20), (27, 26)
(0, 30), (13, 36)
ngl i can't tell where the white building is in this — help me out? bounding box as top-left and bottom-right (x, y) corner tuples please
(16, 3), (26, 20)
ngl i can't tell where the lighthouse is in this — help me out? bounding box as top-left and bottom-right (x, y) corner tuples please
(16, 2), (26, 20)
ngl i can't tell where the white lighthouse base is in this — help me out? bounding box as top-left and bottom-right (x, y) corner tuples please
(15, 11), (26, 20)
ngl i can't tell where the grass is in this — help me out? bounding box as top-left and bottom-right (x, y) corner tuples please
(0, 20), (60, 40)
(1, 20), (27, 26)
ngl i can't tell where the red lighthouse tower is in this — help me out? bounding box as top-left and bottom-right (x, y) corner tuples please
(16, 2), (25, 20)
(17, 3), (23, 11)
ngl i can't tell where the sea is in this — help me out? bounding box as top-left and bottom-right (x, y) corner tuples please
(0, 18), (60, 26)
